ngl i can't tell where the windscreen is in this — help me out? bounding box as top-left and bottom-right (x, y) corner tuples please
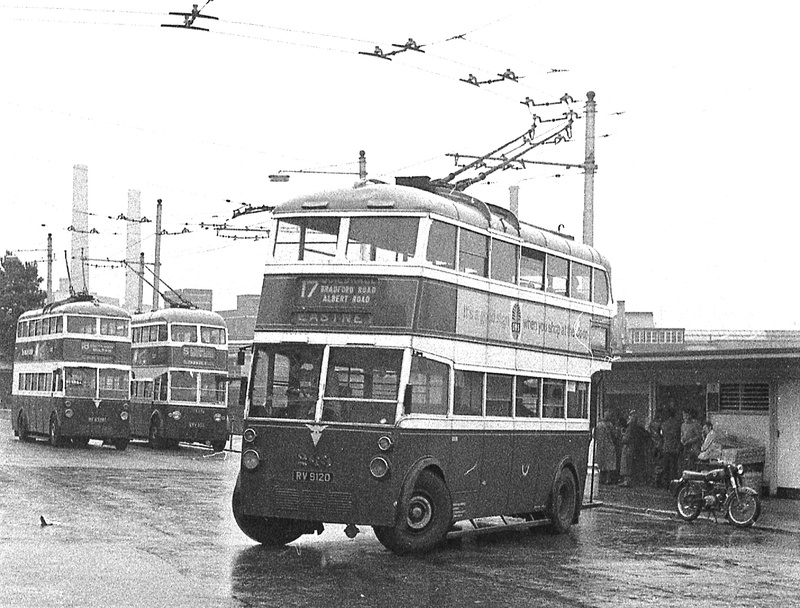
(249, 345), (323, 419)
(322, 347), (402, 424)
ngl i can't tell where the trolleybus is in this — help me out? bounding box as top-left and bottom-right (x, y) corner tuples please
(130, 307), (229, 452)
(11, 294), (132, 449)
(233, 178), (614, 553)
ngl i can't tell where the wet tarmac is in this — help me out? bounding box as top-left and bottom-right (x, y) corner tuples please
(1, 426), (798, 607)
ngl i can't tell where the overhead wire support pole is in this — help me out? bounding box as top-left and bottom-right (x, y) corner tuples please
(152, 199), (162, 311)
(583, 91), (597, 247)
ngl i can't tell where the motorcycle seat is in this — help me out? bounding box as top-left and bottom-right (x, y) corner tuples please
(682, 468), (725, 482)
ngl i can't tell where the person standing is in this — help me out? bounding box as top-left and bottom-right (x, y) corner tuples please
(697, 420), (723, 463)
(619, 411), (649, 487)
(595, 410), (620, 485)
(680, 410), (703, 471)
(659, 405), (682, 487)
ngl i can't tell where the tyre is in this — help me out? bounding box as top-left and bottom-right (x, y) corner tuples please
(149, 417), (166, 449)
(113, 439), (129, 451)
(232, 474), (304, 546)
(547, 468), (579, 533)
(676, 484), (702, 521)
(372, 469), (452, 554)
(49, 414), (65, 448)
(725, 487), (761, 528)
(17, 411), (34, 443)
(211, 439), (227, 453)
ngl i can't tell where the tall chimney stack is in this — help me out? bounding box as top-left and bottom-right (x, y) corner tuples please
(124, 189), (142, 311)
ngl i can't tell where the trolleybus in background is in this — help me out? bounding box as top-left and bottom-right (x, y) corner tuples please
(233, 178), (614, 554)
(11, 294), (132, 450)
(130, 307), (229, 452)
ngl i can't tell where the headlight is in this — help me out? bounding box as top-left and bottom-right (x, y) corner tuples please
(369, 456), (390, 479)
(243, 428), (257, 443)
(64, 409), (74, 419)
(170, 410), (182, 420)
(737, 464), (744, 475)
(377, 435), (393, 452)
(213, 413), (224, 423)
(120, 411), (129, 421)
(242, 449), (261, 470)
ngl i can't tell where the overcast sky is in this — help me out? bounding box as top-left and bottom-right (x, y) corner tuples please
(1, 1), (797, 329)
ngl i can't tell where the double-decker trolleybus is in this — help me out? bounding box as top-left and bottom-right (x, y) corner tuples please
(11, 294), (132, 450)
(233, 178), (614, 554)
(130, 307), (229, 452)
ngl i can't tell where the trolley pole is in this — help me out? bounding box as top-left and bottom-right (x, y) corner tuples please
(582, 91), (597, 247)
(152, 198), (163, 311)
(46, 233), (53, 303)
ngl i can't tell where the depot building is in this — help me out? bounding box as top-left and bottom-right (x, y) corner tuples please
(601, 303), (800, 498)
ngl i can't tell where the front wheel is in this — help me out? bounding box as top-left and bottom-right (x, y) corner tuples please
(211, 439), (227, 453)
(676, 484), (703, 521)
(547, 468), (579, 533)
(149, 417), (166, 450)
(232, 475), (303, 546)
(725, 487), (761, 528)
(49, 414), (65, 448)
(112, 439), (129, 451)
(17, 411), (34, 443)
(373, 469), (452, 555)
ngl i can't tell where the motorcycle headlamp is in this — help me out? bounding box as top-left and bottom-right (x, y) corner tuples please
(736, 464), (744, 475)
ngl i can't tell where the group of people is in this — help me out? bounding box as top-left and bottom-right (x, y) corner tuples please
(594, 401), (723, 488)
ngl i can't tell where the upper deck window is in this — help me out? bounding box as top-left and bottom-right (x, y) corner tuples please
(100, 317), (129, 337)
(426, 220), (456, 269)
(490, 239), (518, 284)
(171, 324), (198, 343)
(17, 320), (28, 338)
(593, 268), (610, 305)
(133, 324), (168, 343)
(273, 217), (340, 262)
(200, 326), (226, 345)
(571, 262), (592, 302)
(346, 217), (418, 262)
(520, 248), (545, 290)
(67, 316), (96, 335)
(459, 229), (489, 277)
(546, 255), (569, 297)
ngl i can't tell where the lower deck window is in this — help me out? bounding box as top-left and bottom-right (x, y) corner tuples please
(406, 355), (449, 415)
(542, 378), (565, 418)
(249, 345), (323, 420)
(454, 370), (483, 416)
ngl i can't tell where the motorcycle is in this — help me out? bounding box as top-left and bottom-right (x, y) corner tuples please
(669, 461), (762, 528)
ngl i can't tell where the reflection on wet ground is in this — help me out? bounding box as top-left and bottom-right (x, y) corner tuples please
(3, 433), (799, 608)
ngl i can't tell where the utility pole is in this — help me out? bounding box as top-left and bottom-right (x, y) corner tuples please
(46, 233), (53, 303)
(582, 91), (597, 247)
(138, 252), (145, 313)
(152, 199), (163, 311)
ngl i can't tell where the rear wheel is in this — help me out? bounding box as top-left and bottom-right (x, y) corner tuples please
(232, 474), (303, 546)
(676, 484), (703, 521)
(72, 436), (90, 448)
(725, 487), (761, 528)
(547, 468), (579, 533)
(48, 414), (65, 448)
(373, 469), (452, 554)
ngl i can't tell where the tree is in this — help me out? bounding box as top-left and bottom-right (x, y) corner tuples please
(0, 252), (46, 360)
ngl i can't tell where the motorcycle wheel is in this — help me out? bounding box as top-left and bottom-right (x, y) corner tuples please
(676, 484), (702, 521)
(725, 487), (761, 528)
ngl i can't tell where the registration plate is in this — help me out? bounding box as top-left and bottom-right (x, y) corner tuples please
(292, 471), (332, 483)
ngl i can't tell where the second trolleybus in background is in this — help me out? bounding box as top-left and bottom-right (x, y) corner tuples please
(232, 177), (614, 554)
(11, 294), (132, 450)
(130, 307), (229, 452)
